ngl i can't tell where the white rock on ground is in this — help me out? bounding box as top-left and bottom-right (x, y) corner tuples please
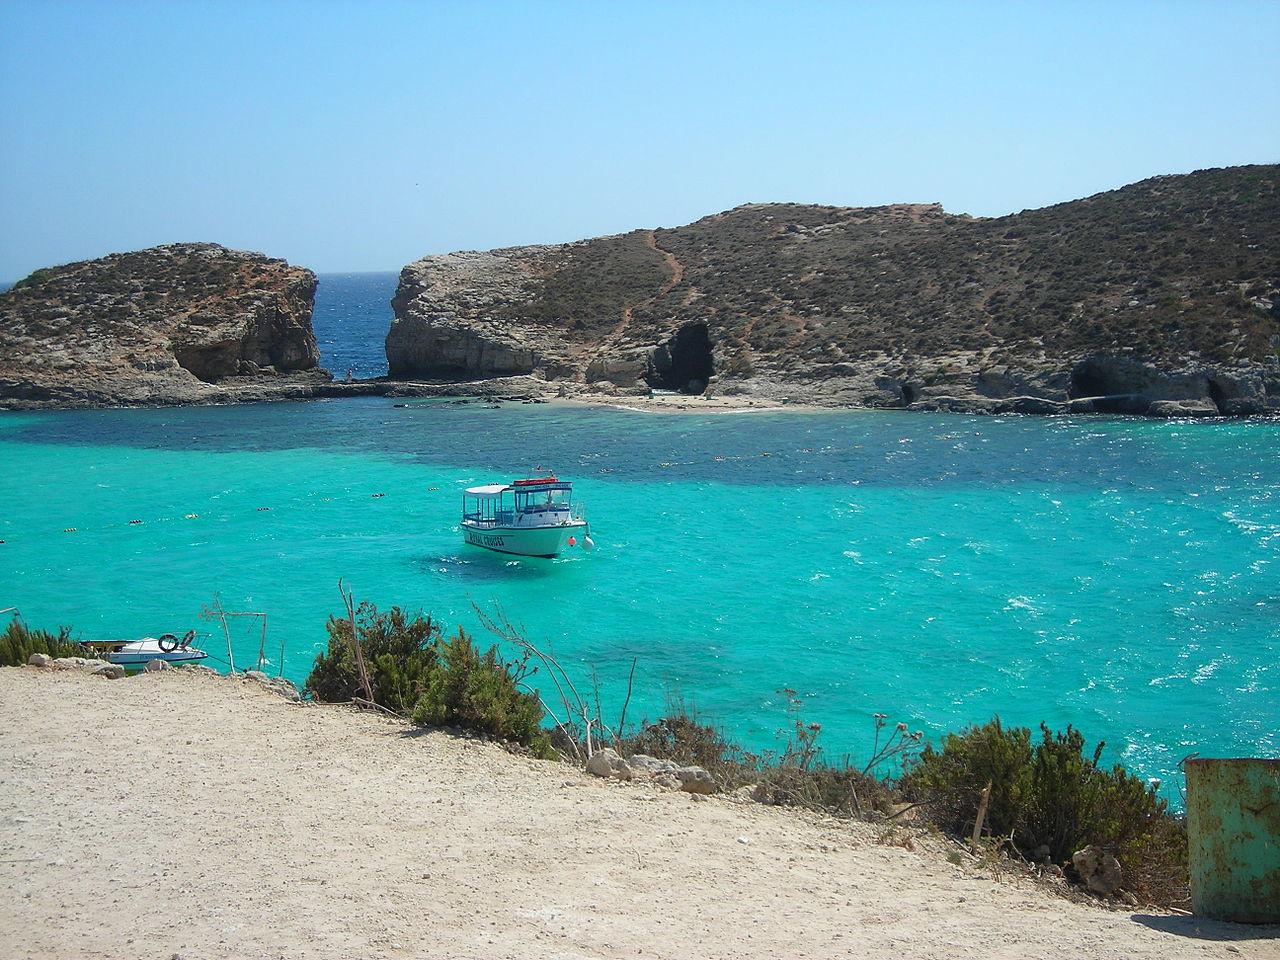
(1, 667), (1273, 960)
(673, 765), (717, 794)
(626, 754), (679, 775)
(26, 653), (52, 668)
(584, 747), (633, 781)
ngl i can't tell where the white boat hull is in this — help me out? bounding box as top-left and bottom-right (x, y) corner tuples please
(461, 520), (587, 557)
(100, 639), (210, 672)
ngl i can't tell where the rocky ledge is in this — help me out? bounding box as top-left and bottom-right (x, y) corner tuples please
(386, 165), (1280, 417)
(0, 243), (325, 408)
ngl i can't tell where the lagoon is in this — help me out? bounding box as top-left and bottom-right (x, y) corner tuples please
(1, 396), (1276, 804)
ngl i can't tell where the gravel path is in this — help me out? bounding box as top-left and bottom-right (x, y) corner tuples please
(1, 667), (1275, 960)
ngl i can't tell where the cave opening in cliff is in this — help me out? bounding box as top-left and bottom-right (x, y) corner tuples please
(1068, 357), (1146, 413)
(1068, 359), (1110, 400)
(652, 322), (714, 394)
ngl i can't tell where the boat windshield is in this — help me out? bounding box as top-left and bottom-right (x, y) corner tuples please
(514, 485), (571, 514)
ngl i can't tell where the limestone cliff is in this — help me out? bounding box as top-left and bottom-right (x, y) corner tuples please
(386, 165), (1280, 416)
(0, 243), (323, 407)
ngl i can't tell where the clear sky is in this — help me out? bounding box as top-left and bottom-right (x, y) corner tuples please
(1, 0), (1277, 280)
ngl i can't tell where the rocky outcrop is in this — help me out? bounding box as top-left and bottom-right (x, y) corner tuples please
(1072, 845), (1123, 897)
(386, 249), (546, 378)
(386, 165), (1280, 416)
(0, 243), (324, 408)
(583, 750), (719, 794)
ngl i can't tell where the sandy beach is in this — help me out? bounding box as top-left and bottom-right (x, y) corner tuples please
(2, 668), (1275, 960)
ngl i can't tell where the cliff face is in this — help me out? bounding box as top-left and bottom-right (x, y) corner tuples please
(387, 165), (1280, 415)
(0, 243), (322, 407)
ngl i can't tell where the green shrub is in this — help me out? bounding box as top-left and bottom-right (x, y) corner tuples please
(903, 718), (1187, 905)
(903, 718), (1033, 840)
(0, 620), (81, 666)
(305, 603), (553, 757)
(411, 628), (553, 758)
(305, 603), (440, 714)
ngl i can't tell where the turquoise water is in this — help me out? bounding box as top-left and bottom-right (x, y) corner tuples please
(2, 398), (1276, 802)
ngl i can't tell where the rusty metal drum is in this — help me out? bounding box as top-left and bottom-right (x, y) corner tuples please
(1184, 757), (1280, 923)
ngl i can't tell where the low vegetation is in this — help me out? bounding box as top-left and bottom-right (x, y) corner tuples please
(12, 596), (1181, 909)
(304, 600), (554, 758)
(619, 704), (1188, 908)
(305, 602), (441, 714)
(901, 719), (1187, 907)
(303, 598), (1189, 907)
(0, 620), (82, 666)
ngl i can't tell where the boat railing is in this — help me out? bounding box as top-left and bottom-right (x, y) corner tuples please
(462, 509), (516, 526)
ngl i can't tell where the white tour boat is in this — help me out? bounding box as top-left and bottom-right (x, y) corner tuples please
(81, 631), (210, 672)
(461, 475), (593, 558)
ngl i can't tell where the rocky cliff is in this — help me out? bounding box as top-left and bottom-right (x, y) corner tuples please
(0, 243), (324, 407)
(387, 164), (1280, 415)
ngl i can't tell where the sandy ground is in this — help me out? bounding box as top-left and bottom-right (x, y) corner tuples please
(2, 668), (1276, 960)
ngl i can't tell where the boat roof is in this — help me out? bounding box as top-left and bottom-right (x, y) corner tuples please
(465, 478), (574, 496)
(465, 483), (510, 496)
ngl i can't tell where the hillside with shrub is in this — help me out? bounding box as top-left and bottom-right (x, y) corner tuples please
(0, 244), (323, 408)
(388, 164), (1279, 415)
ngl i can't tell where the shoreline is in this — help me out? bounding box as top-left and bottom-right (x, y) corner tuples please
(5, 665), (1270, 960)
(3, 373), (1278, 420)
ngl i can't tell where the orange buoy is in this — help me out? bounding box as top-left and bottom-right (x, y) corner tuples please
(568, 537), (577, 546)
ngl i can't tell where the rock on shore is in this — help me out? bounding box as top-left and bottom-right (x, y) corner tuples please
(386, 164), (1280, 416)
(0, 243), (325, 408)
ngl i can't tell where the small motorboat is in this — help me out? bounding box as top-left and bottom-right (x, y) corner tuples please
(460, 475), (594, 558)
(81, 631), (210, 672)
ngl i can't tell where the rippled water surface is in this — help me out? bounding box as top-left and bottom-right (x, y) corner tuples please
(2, 397), (1276, 803)
(311, 272), (396, 379)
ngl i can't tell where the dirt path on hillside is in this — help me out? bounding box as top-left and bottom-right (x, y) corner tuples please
(644, 229), (684, 297)
(602, 231), (686, 348)
(1, 668), (1274, 960)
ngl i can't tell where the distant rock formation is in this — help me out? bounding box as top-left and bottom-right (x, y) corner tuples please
(0, 243), (324, 407)
(386, 165), (1280, 415)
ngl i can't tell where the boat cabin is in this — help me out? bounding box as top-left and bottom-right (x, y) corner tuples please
(462, 477), (575, 529)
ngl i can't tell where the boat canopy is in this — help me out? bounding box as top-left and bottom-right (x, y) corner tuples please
(464, 484), (510, 497)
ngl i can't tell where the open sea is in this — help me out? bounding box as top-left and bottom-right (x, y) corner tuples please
(2, 274), (1276, 802)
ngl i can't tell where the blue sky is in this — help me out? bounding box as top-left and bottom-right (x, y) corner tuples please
(1, 0), (1277, 280)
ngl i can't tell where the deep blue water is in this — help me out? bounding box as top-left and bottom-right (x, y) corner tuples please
(311, 272), (397, 379)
